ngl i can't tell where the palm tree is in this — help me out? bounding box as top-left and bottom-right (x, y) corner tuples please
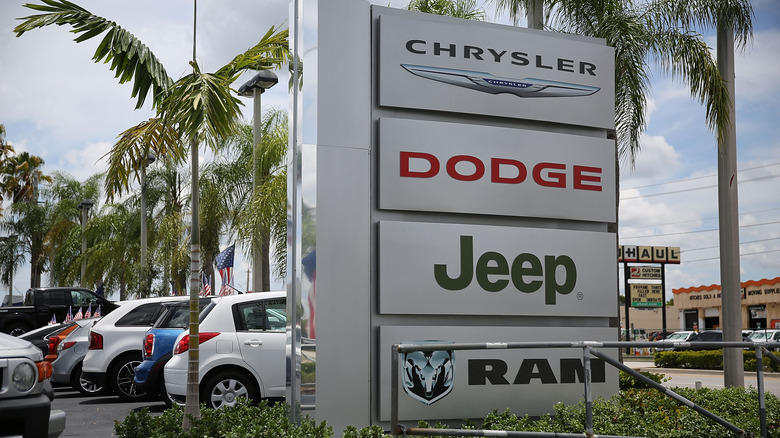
(407, 0), (488, 20)
(487, 0), (753, 165)
(14, 0), (288, 423)
(1, 152), (51, 204)
(43, 172), (101, 287)
(0, 125), (16, 213)
(209, 112), (288, 292)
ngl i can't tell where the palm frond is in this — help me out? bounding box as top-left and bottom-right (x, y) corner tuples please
(103, 118), (183, 200)
(14, 0), (173, 109)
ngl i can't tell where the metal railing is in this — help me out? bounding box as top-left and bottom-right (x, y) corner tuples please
(390, 340), (780, 438)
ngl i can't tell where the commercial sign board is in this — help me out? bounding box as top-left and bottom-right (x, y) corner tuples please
(618, 245), (680, 264)
(629, 284), (663, 307)
(379, 221), (616, 317)
(376, 11), (615, 129)
(628, 266), (662, 280)
(378, 325), (618, 420)
(378, 117), (615, 222)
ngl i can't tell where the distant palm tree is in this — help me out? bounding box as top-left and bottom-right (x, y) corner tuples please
(407, 0), (487, 20)
(1, 152), (51, 204)
(15, 0), (288, 423)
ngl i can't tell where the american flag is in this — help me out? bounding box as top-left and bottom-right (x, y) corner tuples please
(84, 304), (92, 319)
(74, 307), (83, 320)
(216, 244), (235, 296)
(64, 306), (73, 323)
(94, 305), (101, 318)
(201, 272), (212, 296)
(48, 314), (57, 325)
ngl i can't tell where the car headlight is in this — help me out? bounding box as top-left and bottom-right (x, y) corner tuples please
(12, 362), (37, 392)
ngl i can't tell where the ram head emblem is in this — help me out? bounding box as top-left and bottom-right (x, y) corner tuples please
(401, 345), (455, 405)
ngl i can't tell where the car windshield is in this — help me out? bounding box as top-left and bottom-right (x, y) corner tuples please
(750, 332), (770, 340)
(666, 332), (688, 340)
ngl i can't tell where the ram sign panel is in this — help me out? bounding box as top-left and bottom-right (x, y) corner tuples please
(378, 221), (616, 317)
(376, 8), (614, 129)
(378, 117), (615, 222)
(378, 325), (618, 421)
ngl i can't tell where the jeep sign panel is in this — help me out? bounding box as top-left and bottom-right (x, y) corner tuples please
(378, 221), (615, 316)
(378, 117), (615, 222)
(377, 13), (614, 128)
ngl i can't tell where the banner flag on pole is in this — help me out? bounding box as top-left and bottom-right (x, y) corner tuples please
(216, 244), (235, 296)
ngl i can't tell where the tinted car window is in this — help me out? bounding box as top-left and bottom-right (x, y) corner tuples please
(234, 299), (286, 331)
(41, 291), (67, 306)
(71, 290), (101, 307)
(116, 303), (164, 327)
(154, 299), (211, 329)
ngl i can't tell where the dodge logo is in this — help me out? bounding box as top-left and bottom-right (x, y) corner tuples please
(401, 342), (455, 405)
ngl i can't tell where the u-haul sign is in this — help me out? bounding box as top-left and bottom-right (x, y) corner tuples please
(619, 245), (680, 264)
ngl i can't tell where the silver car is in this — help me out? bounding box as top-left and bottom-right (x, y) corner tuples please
(0, 332), (66, 437)
(51, 318), (109, 395)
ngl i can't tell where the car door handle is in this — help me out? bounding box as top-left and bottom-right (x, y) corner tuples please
(244, 339), (263, 347)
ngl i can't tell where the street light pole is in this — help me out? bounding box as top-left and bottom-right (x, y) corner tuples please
(239, 70), (278, 293)
(77, 199), (94, 287)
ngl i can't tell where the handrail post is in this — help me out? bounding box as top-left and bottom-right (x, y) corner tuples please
(583, 346), (594, 438)
(756, 346), (767, 438)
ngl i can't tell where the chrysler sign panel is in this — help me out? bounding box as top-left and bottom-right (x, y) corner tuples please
(378, 325), (618, 420)
(378, 117), (615, 222)
(379, 221), (616, 316)
(376, 9), (615, 129)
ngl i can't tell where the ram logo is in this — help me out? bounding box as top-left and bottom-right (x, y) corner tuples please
(401, 342), (455, 405)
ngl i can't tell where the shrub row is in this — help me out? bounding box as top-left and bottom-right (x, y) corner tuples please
(116, 386), (780, 438)
(655, 349), (780, 372)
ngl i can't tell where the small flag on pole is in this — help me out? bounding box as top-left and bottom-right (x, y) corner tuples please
(94, 305), (101, 318)
(49, 314), (57, 325)
(201, 272), (211, 297)
(84, 303), (92, 319)
(216, 244), (235, 296)
(74, 307), (83, 320)
(64, 306), (73, 323)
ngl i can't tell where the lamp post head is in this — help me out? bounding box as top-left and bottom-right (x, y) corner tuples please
(238, 70), (279, 97)
(77, 199), (94, 211)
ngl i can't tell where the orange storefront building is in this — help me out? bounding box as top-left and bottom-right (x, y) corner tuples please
(673, 277), (780, 331)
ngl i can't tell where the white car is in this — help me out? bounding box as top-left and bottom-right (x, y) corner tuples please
(82, 296), (189, 401)
(750, 329), (780, 351)
(164, 291), (286, 408)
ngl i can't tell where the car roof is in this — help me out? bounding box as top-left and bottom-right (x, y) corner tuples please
(210, 291), (285, 305)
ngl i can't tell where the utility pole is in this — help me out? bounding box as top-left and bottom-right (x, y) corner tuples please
(717, 16), (744, 388)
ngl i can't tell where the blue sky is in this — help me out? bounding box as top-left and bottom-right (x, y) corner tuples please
(0, 0), (778, 302)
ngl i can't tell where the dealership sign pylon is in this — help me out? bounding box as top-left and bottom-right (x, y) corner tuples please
(289, 1), (617, 430)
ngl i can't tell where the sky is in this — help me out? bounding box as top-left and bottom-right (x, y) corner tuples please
(0, 0), (778, 303)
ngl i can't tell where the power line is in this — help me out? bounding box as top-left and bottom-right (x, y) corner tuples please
(619, 207), (780, 230)
(620, 220), (780, 239)
(682, 248), (780, 263)
(622, 162), (780, 190)
(682, 236), (780, 253)
(620, 173), (780, 200)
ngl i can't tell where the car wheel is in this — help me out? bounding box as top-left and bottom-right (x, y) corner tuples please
(109, 353), (147, 401)
(6, 322), (32, 337)
(71, 363), (109, 396)
(202, 371), (258, 409)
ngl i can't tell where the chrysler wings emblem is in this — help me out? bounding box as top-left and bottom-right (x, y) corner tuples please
(401, 64), (599, 98)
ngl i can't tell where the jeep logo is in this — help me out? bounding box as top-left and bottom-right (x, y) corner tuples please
(434, 235), (577, 304)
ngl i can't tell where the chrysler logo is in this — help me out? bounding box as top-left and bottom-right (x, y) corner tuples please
(401, 64), (599, 98)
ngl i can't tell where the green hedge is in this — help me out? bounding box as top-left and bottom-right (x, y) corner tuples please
(655, 349), (780, 372)
(116, 387), (780, 438)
